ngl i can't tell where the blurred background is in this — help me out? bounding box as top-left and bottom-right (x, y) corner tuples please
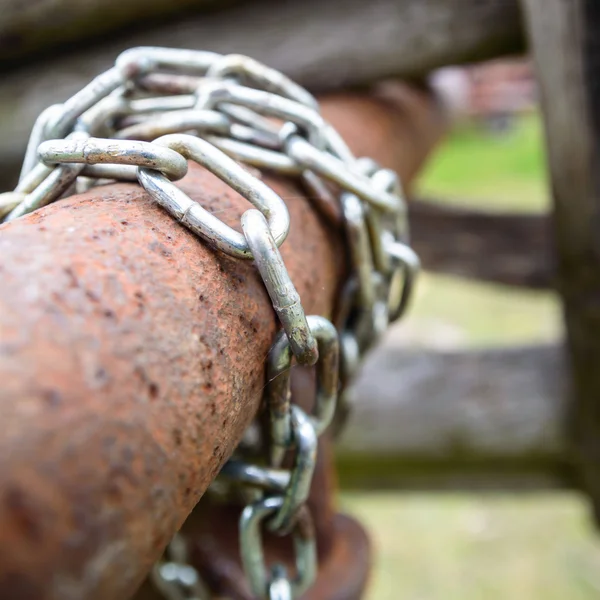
(341, 58), (600, 600)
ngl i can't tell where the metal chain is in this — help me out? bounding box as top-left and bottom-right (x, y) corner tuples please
(151, 533), (212, 600)
(0, 47), (419, 599)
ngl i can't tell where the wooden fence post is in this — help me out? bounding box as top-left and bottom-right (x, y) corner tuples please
(521, 0), (600, 521)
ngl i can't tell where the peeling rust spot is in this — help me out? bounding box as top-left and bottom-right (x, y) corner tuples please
(42, 389), (62, 408)
(4, 487), (41, 543)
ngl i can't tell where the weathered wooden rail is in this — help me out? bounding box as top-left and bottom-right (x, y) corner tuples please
(338, 343), (571, 490)
(410, 200), (554, 289)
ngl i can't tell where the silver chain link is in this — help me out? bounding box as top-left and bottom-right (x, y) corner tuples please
(1, 47), (419, 599)
(151, 533), (212, 600)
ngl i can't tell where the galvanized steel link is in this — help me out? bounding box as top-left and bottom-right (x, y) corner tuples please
(240, 496), (317, 599)
(266, 316), (339, 467)
(151, 533), (212, 600)
(268, 565), (294, 600)
(241, 209), (317, 365)
(139, 134), (291, 260)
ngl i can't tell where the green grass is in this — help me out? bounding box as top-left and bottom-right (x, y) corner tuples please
(404, 112), (560, 347)
(405, 272), (562, 347)
(340, 113), (600, 600)
(416, 113), (550, 213)
(342, 493), (600, 600)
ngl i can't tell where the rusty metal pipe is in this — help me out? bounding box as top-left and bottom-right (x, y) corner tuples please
(0, 86), (444, 600)
(172, 370), (371, 600)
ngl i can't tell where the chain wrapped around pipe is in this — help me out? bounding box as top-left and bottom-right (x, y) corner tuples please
(0, 46), (419, 600)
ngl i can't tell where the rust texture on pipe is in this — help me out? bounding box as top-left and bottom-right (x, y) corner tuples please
(0, 167), (342, 600)
(147, 368), (371, 600)
(0, 87), (444, 600)
(178, 509), (370, 600)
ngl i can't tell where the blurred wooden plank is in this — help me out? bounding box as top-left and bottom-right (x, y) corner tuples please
(339, 343), (567, 459)
(0, 0), (525, 74)
(0, 0), (222, 63)
(0, 0), (524, 185)
(521, 0), (600, 519)
(336, 343), (571, 490)
(410, 200), (554, 288)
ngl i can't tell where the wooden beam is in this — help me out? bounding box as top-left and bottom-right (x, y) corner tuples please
(0, 0), (525, 73)
(336, 343), (572, 490)
(0, 0), (524, 186)
(410, 199), (554, 288)
(521, 0), (600, 520)
(0, 0), (221, 63)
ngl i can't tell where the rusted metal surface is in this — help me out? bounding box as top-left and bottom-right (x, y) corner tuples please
(175, 507), (370, 600)
(0, 168), (342, 600)
(0, 89), (444, 599)
(141, 370), (370, 600)
(320, 82), (445, 189)
(129, 336), (368, 599)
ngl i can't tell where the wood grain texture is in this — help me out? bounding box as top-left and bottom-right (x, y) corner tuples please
(0, 0), (222, 62)
(521, 0), (600, 520)
(336, 343), (572, 490)
(410, 199), (554, 288)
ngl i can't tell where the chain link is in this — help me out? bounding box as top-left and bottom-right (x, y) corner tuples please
(1, 47), (419, 598)
(151, 533), (212, 600)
